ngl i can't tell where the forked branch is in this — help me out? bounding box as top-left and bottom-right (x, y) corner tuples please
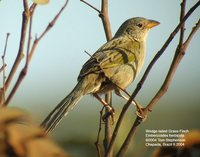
(105, 1), (200, 156)
(1, 33), (10, 106)
(4, 0), (30, 92)
(4, 0), (69, 105)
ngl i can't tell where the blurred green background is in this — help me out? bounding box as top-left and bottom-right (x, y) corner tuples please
(0, 0), (200, 157)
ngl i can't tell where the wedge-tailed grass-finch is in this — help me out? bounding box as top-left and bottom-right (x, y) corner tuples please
(41, 17), (160, 132)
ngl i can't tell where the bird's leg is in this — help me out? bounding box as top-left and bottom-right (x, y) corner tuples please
(114, 89), (145, 118)
(115, 89), (137, 107)
(93, 93), (115, 123)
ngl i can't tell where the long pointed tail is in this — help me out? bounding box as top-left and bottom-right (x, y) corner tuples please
(41, 80), (85, 133)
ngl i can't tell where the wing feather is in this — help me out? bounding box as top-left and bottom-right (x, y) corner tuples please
(78, 36), (139, 80)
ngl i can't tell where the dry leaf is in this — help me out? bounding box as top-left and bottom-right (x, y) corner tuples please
(32, 0), (49, 5)
(0, 107), (29, 124)
(0, 108), (69, 157)
(184, 130), (200, 148)
(27, 138), (68, 157)
(7, 124), (44, 157)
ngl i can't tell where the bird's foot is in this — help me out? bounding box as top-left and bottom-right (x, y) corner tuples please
(102, 106), (115, 124)
(135, 107), (147, 122)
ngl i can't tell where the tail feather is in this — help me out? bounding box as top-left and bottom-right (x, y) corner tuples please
(41, 81), (84, 133)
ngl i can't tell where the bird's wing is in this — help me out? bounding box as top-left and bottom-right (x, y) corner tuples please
(78, 36), (138, 80)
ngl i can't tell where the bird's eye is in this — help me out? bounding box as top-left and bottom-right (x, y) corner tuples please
(137, 23), (143, 28)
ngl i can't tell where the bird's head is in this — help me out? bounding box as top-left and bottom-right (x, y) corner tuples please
(114, 17), (160, 42)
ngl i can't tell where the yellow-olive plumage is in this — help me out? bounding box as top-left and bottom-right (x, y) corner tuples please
(42, 17), (159, 132)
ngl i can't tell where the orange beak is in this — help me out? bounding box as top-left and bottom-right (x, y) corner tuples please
(147, 19), (160, 29)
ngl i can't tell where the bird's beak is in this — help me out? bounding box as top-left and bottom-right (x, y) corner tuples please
(147, 20), (160, 29)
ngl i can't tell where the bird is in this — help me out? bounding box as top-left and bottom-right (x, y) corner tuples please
(41, 17), (160, 133)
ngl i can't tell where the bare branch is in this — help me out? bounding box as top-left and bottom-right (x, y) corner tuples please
(37, 0), (69, 41)
(144, 0), (188, 113)
(0, 64), (7, 74)
(145, 20), (200, 117)
(116, 116), (142, 157)
(25, 4), (36, 69)
(183, 19), (200, 49)
(116, 2), (199, 157)
(179, 0), (186, 45)
(5, 0), (69, 105)
(100, 0), (112, 41)
(105, 1), (200, 156)
(5, 0), (29, 91)
(28, 0), (69, 61)
(95, 107), (104, 157)
(4, 4), (37, 106)
(80, 0), (101, 13)
(2, 33), (10, 59)
(1, 33), (10, 106)
(116, 0), (188, 156)
(98, 1), (113, 156)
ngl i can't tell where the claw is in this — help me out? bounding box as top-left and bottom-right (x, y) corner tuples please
(135, 108), (147, 122)
(102, 106), (115, 124)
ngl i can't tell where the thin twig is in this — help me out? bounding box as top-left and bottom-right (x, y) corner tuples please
(5, 0), (69, 105)
(137, 19), (200, 157)
(1, 33), (10, 63)
(80, 0), (101, 13)
(104, 92), (112, 156)
(179, 0), (186, 45)
(25, 4), (35, 69)
(144, 22), (200, 118)
(144, 5), (200, 115)
(5, 0), (29, 91)
(143, 0), (188, 113)
(1, 33), (10, 106)
(4, 4), (37, 106)
(105, 1), (200, 156)
(28, 0), (69, 62)
(84, 50), (92, 57)
(80, 0), (112, 40)
(183, 19), (200, 49)
(95, 107), (104, 157)
(0, 64), (7, 74)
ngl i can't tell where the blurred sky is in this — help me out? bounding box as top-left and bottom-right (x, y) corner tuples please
(0, 1), (200, 156)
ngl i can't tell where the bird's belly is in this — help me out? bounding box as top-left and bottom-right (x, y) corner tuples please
(109, 64), (136, 89)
